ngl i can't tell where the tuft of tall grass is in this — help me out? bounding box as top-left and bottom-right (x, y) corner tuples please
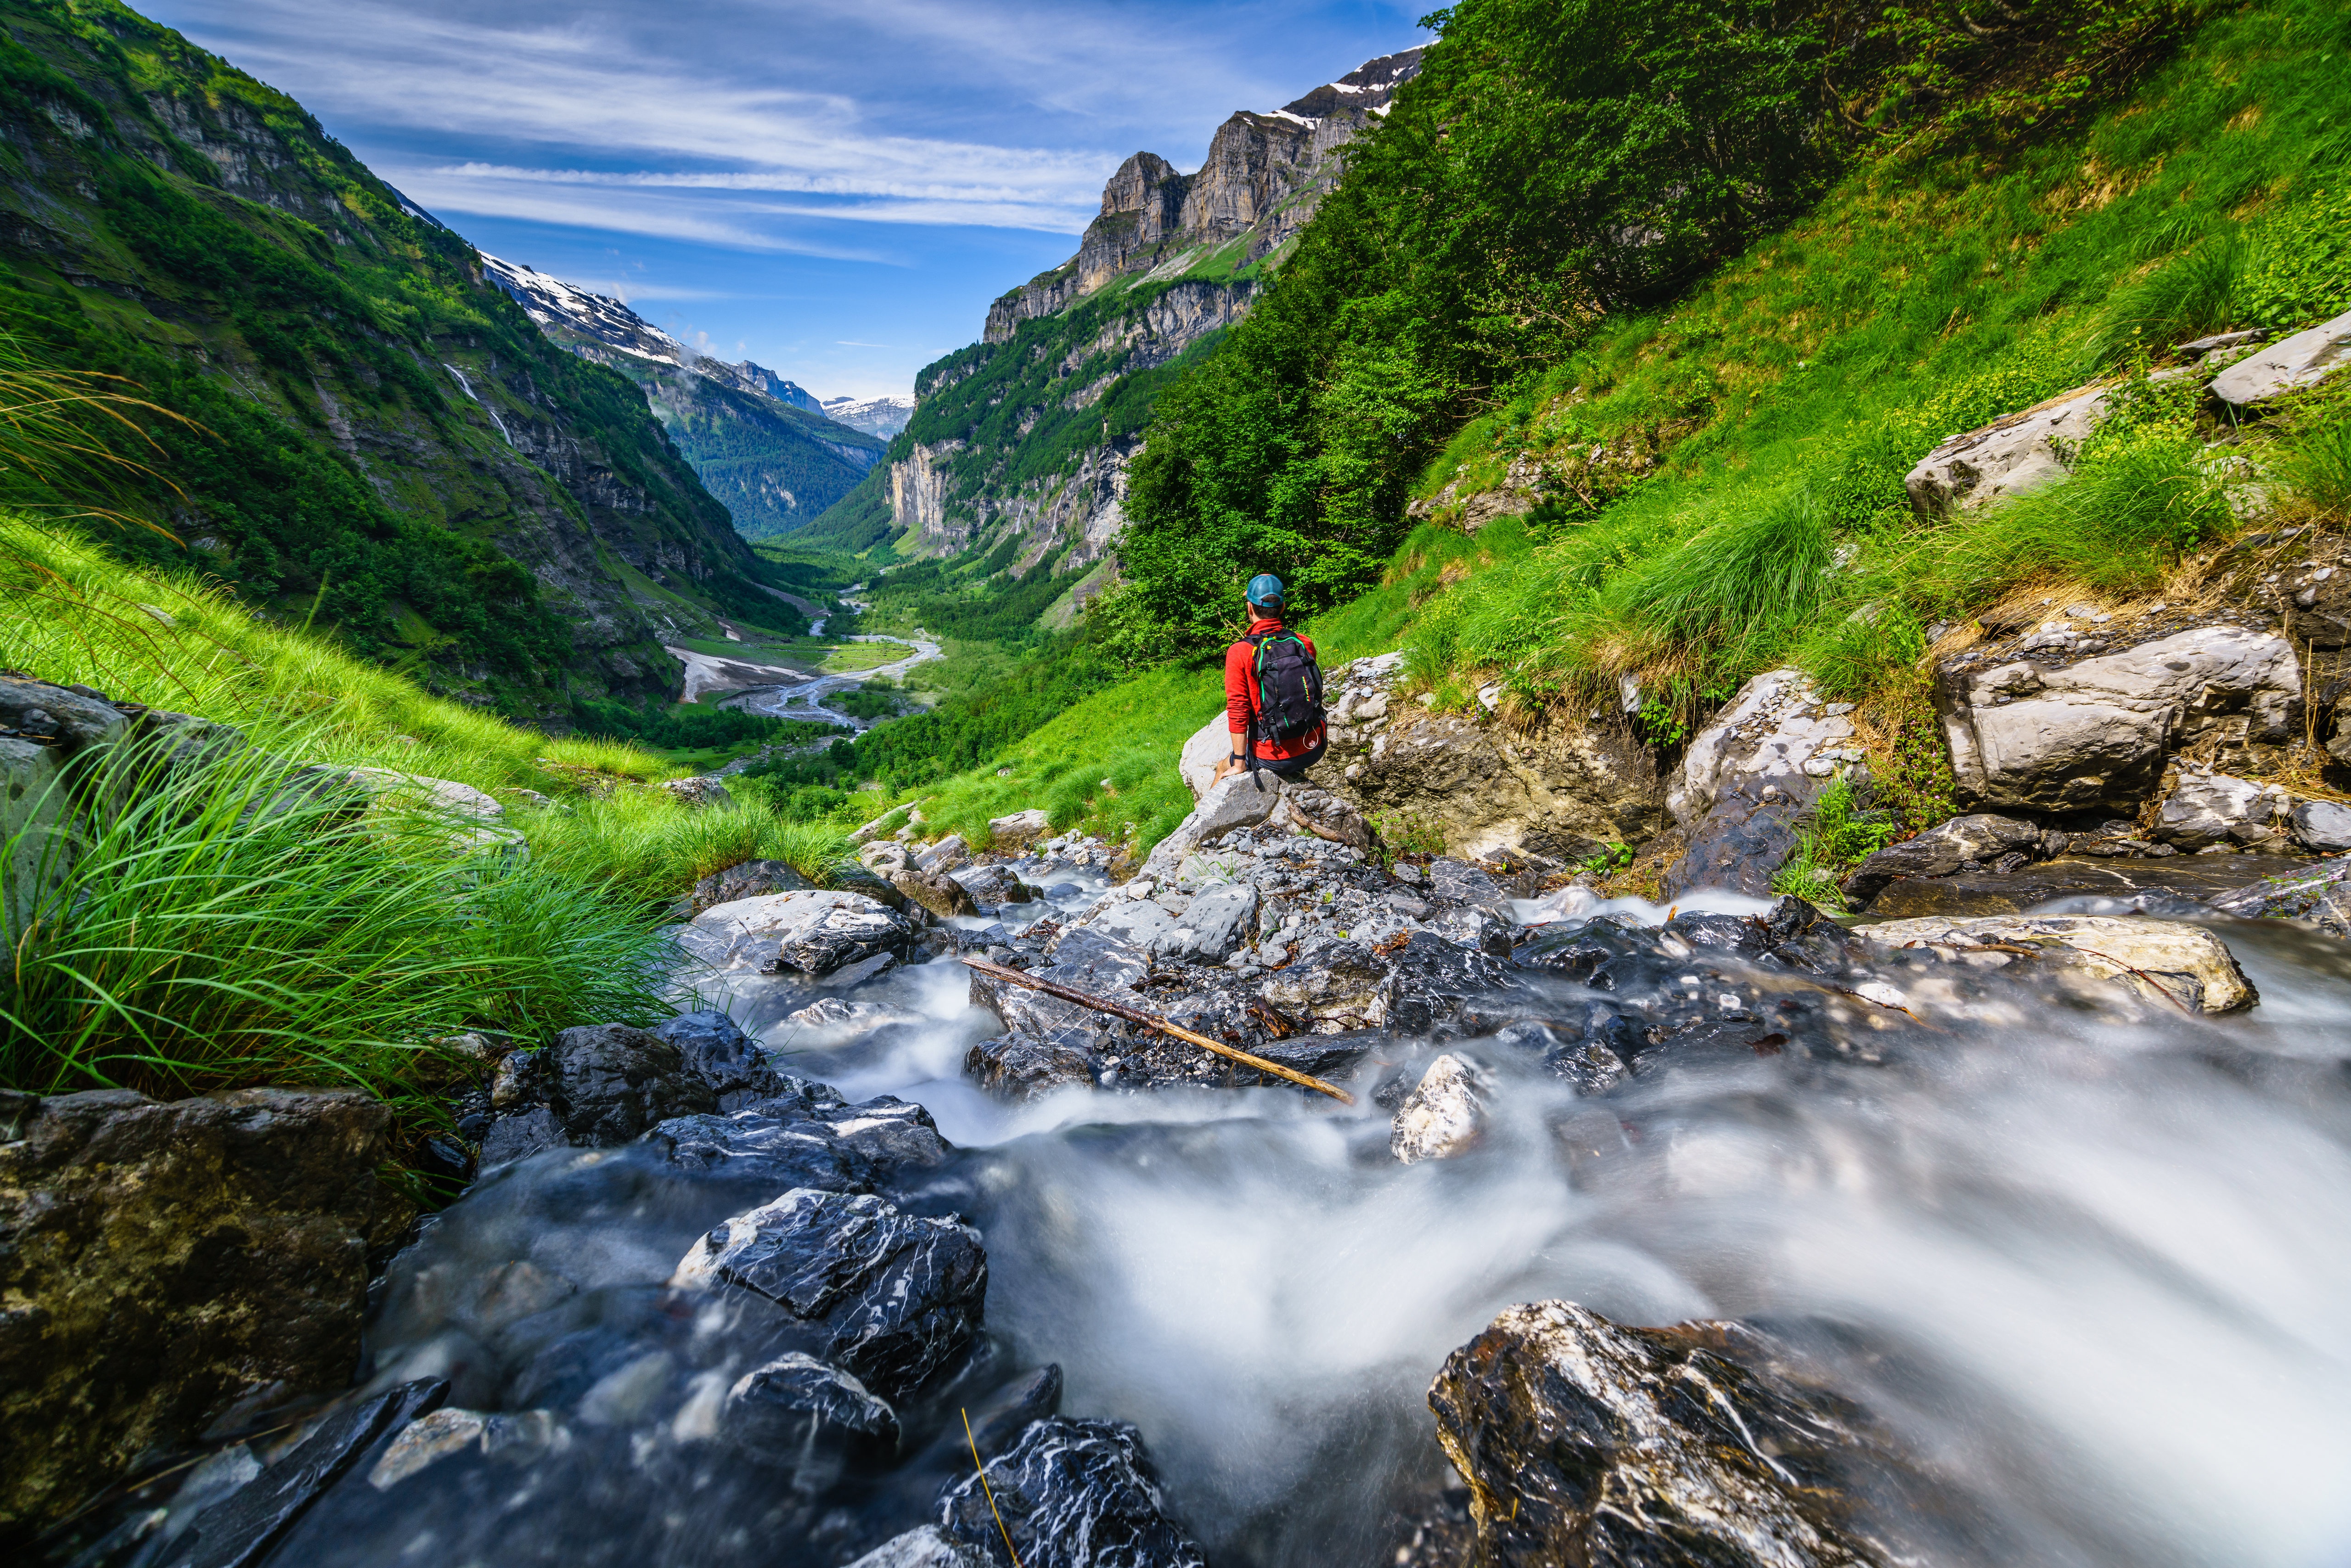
(2273, 407), (2351, 520)
(1, 732), (675, 1099)
(516, 787), (856, 906)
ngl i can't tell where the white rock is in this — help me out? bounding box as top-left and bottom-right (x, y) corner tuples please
(2290, 798), (2351, 853)
(1391, 1054), (1489, 1164)
(914, 833), (969, 874)
(1135, 771), (1288, 884)
(987, 808), (1052, 849)
(2154, 772), (2289, 849)
(1855, 914), (2255, 1012)
(844, 1527), (984, 1568)
(1939, 626), (2300, 811)
(2209, 309), (2351, 405)
(658, 775), (735, 809)
(676, 889), (909, 975)
(1668, 669), (1855, 832)
(1905, 382), (2110, 517)
(1180, 713), (1232, 802)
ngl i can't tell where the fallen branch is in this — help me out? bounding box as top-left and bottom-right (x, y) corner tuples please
(959, 955), (1355, 1104)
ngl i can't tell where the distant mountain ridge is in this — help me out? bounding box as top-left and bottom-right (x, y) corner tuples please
(800, 47), (1420, 618)
(822, 395), (914, 438)
(475, 254), (887, 538)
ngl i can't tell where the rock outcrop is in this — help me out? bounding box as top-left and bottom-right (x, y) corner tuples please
(0, 1087), (408, 1537)
(1663, 668), (1864, 897)
(1429, 1302), (1965, 1568)
(2208, 308), (2351, 405)
(674, 889), (919, 976)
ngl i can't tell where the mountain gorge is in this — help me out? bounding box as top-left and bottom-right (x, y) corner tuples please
(0, 0), (799, 712)
(799, 49), (1422, 612)
(479, 255), (886, 540)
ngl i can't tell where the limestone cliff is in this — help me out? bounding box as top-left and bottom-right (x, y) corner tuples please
(984, 50), (1422, 343)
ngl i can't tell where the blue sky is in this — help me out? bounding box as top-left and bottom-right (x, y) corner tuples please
(136, 0), (1429, 401)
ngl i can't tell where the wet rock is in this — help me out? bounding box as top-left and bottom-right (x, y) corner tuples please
(2154, 771), (2290, 850)
(1904, 379), (2113, 516)
(544, 1024), (720, 1145)
(837, 863), (919, 915)
(1424, 903), (1513, 958)
(1663, 669), (1861, 897)
(988, 808), (1052, 849)
(673, 1190), (986, 1399)
(967, 1363), (1065, 1460)
(951, 861), (1036, 911)
(1246, 1030), (1383, 1082)
(2208, 307), (2351, 405)
(1427, 856), (1513, 916)
(0, 1087), (407, 1539)
(652, 1009), (808, 1110)
(850, 1527), (986, 1567)
(719, 1352), (899, 1467)
(685, 857), (814, 916)
(642, 1112), (873, 1195)
(1378, 931), (1517, 1034)
(965, 1030), (1098, 1101)
(821, 1096), (954, 1175)
(1259, 939), (1389, 1029)
(1429, 1302), (1945, 1568)
(1936, 626), (2300, 812)
(939, 1416), (1208, 1568)
(678, 889), (917, 976)
(1856, 913), (2256, 1012)
(970, 932), (1148, 1052)
(896, 867), (983, 919)
(1391, 1055), (1488, 1163)
(1843, 814), (2043, 907)
(2209, 857), (2351, 937)
(166, 1378), (449, 1568)
(2289, 798), (2351, 853)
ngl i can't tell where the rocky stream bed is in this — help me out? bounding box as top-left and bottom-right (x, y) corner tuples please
(30, 787), (2351, 1568)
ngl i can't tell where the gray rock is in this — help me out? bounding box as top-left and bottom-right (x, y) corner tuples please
(2290, 798), (2351, 854)
(0, 674), (127, 754)
(476, 1106), (565, 1169)
(893, 867), (980, 919)
(952, 861), (1035, 910)
(2209, 308), (2351, 405)
(1178, 713), (1230, 802)
(685, 858), (813, 916)
(543, 1024), (719, 1145)
(969, 933), (1148, 1051)
(658, 775), (735, 809)
(1135, 771), (1288, 883)
(1, 736), (73, 931)
(1663, 669), (1860, 896)
(916, 833), (970, 873)
(1937, 626), (2300, 812)
(2209, 857), (2351, 936)
(672, 1190), (986, 1399)
(1855, 914), (2255, 1012)
(939, 1416), (1207, 1568)
(1904, 379), (2107, 516)
(719, 1352), (898, 1467)
(1175, 881), (1258, 960)
(2153, 772), (2289, 850)
(678, 889), (916, 976)
(1079, 896), (1190, 957)
(987, 808), (1052, 849)
(1843, 813), (2044, 906)
(965, 1030), (1097, 1101)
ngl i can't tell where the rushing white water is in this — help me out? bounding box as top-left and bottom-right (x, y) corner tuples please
(684, 894), (2351, 1568)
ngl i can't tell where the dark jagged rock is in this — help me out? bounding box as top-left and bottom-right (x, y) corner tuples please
(651, 1009), (820, 1110)
(165, 1379), (447, 1568)
(643, 1112), (876, 1194)
(675, 1190), (986, 1400)
(969, 931), (1148, 1052)
(0, 674), (127, 753)
(1379, 931), (1517, 1033)
(1429, 1302), (1964, 1568)
(938, 1416), (1207, 1568)
(965, 1030), (1098, 1101)
(720, 1352), (900, 1467)
(0, 1088), (406, 1540)
(2209, 855), (2351, 937)
(1247, 1030), (1381, 1081)
(545, 1024), (719, 1145)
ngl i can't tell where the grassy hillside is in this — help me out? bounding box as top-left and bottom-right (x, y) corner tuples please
(0, 0), (787, 714)
(795, 0), (2350, 862)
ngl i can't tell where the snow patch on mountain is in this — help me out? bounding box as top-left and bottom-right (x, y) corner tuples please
(821, 394), (914, 438)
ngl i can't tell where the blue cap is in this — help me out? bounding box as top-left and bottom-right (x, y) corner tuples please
(1246, 573), (1285, 607)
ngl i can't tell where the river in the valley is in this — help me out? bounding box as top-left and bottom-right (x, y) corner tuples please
(104, 863), (2351, 1568)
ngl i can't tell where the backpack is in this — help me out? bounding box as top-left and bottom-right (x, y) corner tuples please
(1246, 630), (1325, 747)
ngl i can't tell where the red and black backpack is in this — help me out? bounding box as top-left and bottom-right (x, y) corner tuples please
(1246, 630), (1324, 749)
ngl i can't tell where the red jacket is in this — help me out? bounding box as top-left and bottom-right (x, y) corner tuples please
(1225, 618), (1324, 763)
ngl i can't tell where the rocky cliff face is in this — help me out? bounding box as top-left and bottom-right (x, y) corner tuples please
(984, 50), (1422, 343)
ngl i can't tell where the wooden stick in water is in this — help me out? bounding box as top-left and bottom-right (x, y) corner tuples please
(958, 954), (1356, 1104)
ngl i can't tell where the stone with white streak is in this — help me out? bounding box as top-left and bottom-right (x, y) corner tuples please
(2208, 309), (2351, 405)
(675, 890), (915, 976)
(1855, 913), (2255, 1012)
(1936, 626), (2300, 812)
(847, 1528), (984, 1568)
(1391, 1054), (1489, 1163)
(2153, 771), (2290, 849)
(1662, 669), (1861, 896)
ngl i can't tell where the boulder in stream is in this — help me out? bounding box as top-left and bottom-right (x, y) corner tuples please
(966, 1030), (1098, 1101)
(673, 1189), (986, 1400)
(1855, 913), (2256, 1012)
(2208, 856), (2351, 937)
(938, 1415), (1207, 1568)
(1842, 813), (2047, 907)
(1429, 1302), (1957, 1568)
(678, 889), (917, 976)
(1391, 1054), (1488, 1163)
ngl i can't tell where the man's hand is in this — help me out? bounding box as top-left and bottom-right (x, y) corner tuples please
(1211, 753), (1241, 785)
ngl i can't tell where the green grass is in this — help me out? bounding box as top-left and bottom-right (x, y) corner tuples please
(1394, 0), (2351, 720)
(822, 640), (916, 673)
(513, 788), (855, 906)
(1, 729), (675, 1101)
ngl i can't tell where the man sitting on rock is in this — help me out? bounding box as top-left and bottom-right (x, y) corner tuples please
(1211, 573), (1327, 786)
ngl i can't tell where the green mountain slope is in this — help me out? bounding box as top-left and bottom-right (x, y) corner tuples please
(0, 0), (787, 714)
